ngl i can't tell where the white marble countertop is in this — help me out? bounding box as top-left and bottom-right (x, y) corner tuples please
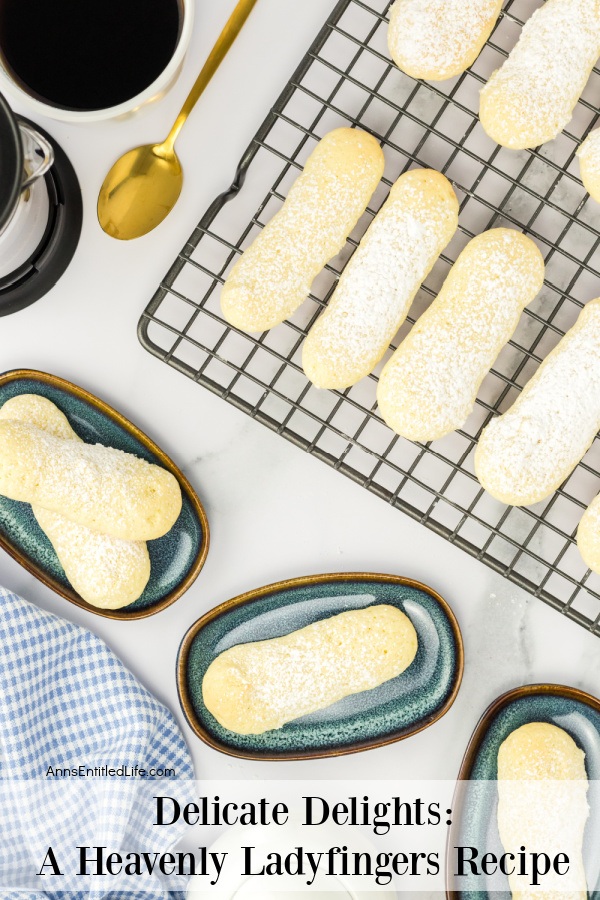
(0, 0), (598, 786)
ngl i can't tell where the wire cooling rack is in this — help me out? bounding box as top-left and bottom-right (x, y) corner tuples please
(139, 0), (600, 635)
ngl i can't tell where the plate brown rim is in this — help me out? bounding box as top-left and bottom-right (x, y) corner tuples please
(446, 682), (600, 899)
(177, 571), (464, 761)
(0, 368), (210, 620)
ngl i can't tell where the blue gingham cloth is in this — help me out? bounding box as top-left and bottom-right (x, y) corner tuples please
(0, 588), (195, 899)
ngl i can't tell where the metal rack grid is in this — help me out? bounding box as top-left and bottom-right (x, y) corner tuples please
(139, 0), (600, 635)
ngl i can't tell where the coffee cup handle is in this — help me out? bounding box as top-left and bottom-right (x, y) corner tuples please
(19, 122), (54, 189)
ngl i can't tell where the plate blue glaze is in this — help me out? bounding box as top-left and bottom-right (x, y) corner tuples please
(449, 685), (600, 900)
(0, 369), (209, 619)
(178, 573), (463, 760)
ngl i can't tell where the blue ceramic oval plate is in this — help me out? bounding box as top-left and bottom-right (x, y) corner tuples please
(178, 572), (464, 760)
(448, 684), (600, 900)
(0, 369), (210, 620)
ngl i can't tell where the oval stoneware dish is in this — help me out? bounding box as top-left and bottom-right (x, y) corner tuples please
(178, 572), (464, 761)
(0, 369), (209, 620)
(447, 684), (600, 900)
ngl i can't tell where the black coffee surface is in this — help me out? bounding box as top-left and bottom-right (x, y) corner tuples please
(0, 0), (181, 111)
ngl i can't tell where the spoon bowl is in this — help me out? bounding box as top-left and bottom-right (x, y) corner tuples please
(98, 144), (182, 239)
(97, 0), (258, 241)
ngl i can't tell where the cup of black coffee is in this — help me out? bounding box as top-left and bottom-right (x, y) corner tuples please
(0, 0), (193, 122)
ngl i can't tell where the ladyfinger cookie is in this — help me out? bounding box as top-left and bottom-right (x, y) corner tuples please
(34, 508), (151, 610)
(578, 128), (600, 203)
(577, 493), (600, 574)
(498, 723), (588, 900)
(388, 0), (503, 82)
(220, 127), (385, 332)
(480, 0), (600, 150)
(302, 169), (459, 390)
(475, 298), (600, 506)
(202, 605), (418, 735)
(0, 395), (150, 610)
(377, 229), (545, 442)
(0, 419), (182, 541)
(0, 394), (74, 440)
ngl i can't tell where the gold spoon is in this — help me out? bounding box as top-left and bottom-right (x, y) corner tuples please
(98, 0), (259, 240)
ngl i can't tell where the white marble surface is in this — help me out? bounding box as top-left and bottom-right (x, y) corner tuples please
(0, 0), (599, 786)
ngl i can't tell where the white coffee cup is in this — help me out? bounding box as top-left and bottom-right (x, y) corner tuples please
(0, 0), (194, 124)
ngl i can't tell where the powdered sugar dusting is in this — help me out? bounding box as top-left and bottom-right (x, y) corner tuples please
(35, 507), (150, 610)
(202, 605), (418, 735)
(377, 229), (545, 441)
(0, 418), (181, 541)
(475, 298), (600, 506)
(578, 127), (600, 202)
(0, 394), (74, 440)
(498, 723), (589, 899)
(220, 128), (384, 332)
(578, 128), (600, 166)
(480, 0), (600, 149)
(303, 170), (458, 390)
(577, 492), (600, 573)
(388, 0), (502, 80)
(0, 395), (151, 609)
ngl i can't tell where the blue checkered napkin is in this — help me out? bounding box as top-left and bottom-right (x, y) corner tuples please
(0, 587), (195, 899)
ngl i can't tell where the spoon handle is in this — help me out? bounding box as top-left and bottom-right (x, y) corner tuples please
(165, 0), (259, 149)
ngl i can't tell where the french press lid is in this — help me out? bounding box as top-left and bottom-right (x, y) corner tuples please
(0, 90), (22, 234)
